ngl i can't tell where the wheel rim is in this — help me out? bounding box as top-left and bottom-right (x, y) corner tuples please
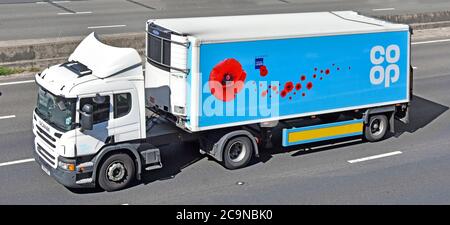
(370, 118), (384, 136)
(106, 161), (126, 182)
(228, 141), (247, 163)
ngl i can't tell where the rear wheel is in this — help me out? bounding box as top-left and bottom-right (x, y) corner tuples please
(364, 114), (388, 142)
(98, 153), (135, 192)
(223, 136), (253, 170)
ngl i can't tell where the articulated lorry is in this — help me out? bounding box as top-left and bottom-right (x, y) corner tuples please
(33, 11), (412, 191)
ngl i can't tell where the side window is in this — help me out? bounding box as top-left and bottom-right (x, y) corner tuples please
(80, 96), (110, 124)
(114, 93), (132, 118)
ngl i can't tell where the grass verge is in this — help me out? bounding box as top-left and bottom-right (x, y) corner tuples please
(0, 66), (40, 76)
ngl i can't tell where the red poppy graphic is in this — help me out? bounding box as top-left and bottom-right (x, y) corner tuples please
(209, 58), (247, 102)
(259, 65), (268, 77)
(284, 81), (294, 93)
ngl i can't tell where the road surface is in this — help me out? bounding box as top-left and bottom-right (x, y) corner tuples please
(0, 0), (450, 40)
(0, 36), (450, 204)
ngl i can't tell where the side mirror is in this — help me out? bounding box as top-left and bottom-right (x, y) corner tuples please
(80, 104), (93, 131)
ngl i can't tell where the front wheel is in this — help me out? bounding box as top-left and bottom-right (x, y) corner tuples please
(98, 153), (135, 192)
(364, 114), (388, 142)
(223, 136), (254, 170)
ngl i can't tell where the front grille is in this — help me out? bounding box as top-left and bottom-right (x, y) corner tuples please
(36, 125), (56, 142)
(37, 131), (56, 148)
(37, 143), (57, 168)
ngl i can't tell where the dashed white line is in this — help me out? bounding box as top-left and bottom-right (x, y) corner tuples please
(412, 39), (450, 45)
(58, 11), (92, 15)
(0, 80), (35, 86)
(0, 115), (16, 120)
(348, 151), (402, 163)
(0, 158), (35, 167)
(88, 24), (127, 29)
(121, 203), (129, 205)
(372, 8), (395, 11)
(36, 0), (71, 3)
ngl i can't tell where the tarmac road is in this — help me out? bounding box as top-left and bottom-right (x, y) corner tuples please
(0, 35), (450, 204)
(1, 0), (450, 41)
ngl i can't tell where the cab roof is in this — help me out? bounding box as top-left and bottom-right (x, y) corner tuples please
(149, 11), (409, 44)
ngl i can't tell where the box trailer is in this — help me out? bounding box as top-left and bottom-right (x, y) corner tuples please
(32, 11), (411, 191)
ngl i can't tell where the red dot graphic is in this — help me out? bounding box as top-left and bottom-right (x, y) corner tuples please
(272, 85), (278, 91)
(307, 82), (313, 90)
(302, 93), (306, 96)
(300, 75), (306, 81)
(280, 90), (287, 98)
(259, 65), (268, 77)
(313, 74), (317, 78)
(295, 83), (301, 90)
(325, 69), (330, 75)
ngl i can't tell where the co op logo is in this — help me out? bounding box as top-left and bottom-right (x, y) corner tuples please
(370, 44), (401, 88)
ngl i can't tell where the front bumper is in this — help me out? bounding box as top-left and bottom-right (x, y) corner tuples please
(33, 150), (95, 188)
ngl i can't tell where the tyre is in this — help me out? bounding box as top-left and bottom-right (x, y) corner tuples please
(364, 114), (388, 142)
(98, 153), (135, 192)
(223, 136), (253, 170)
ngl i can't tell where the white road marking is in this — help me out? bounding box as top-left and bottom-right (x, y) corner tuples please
(88, 24), (127, 29)
(58, 11), (92, 15)
(412, 39), (450, 45)
(348, 151), (402, 163)
(121, 203), (129, 205)
(37, 0), (71, 3)
(0, 158), (35, 167)
(372, 8), (395, 11)
(0, 115), (15, 120)
(0, 80), (35, 86)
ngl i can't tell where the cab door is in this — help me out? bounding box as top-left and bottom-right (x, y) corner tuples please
(112, 89), (141, 143)
(75, 93), (113, 156)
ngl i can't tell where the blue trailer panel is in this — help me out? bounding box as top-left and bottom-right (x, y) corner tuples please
(197, 30), (409, 129)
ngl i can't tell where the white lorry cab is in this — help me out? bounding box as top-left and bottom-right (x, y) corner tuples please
(33, 12), (412, 191)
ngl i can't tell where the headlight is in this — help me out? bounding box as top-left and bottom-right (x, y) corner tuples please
(58, 160), (75, 171)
